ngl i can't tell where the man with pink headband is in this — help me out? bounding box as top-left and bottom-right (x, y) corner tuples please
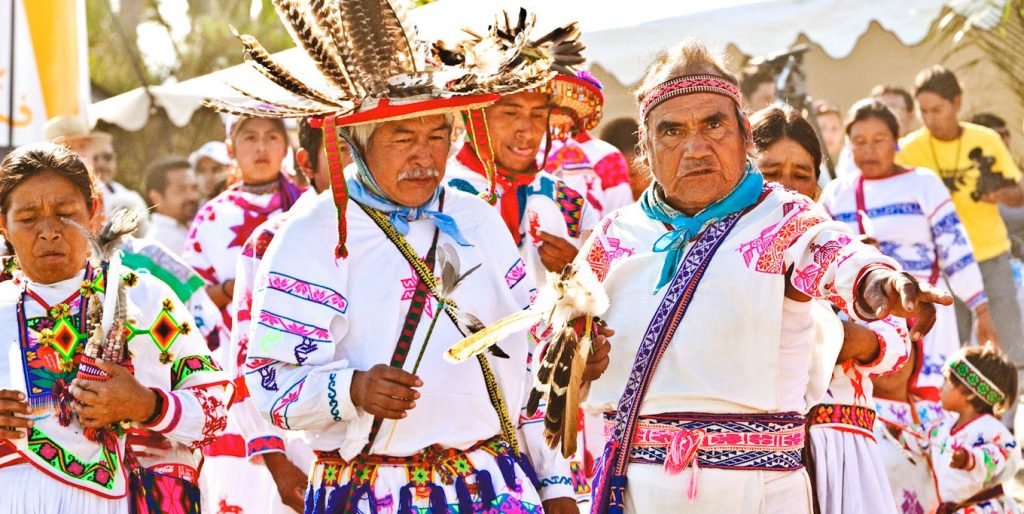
(578, 41), (953, 513)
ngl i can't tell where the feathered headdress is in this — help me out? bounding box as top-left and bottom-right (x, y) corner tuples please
(203, 0), (572, 257)
(436, 11), (596, 201)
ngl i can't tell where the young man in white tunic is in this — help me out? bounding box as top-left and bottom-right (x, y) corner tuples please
(445, 72), (602, 289)
(206, 3), (598, 512)
(444, 68), (606, 500)
(580, 41), (953, 514)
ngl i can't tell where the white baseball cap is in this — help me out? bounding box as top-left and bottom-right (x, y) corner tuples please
(188, 141), (232, 168)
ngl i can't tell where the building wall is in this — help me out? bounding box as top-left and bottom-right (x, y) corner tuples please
(592, 20), (1022, 158)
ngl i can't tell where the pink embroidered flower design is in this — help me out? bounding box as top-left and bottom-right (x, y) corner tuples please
(258, 311), (330, 340)
(505, 260), (527, 289)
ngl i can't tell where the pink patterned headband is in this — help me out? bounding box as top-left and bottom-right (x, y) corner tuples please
(639, 74), (743, 122)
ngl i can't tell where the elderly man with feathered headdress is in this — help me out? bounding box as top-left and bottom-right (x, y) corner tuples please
(551, 41), (955, 513)
(205, 2), (594, 513)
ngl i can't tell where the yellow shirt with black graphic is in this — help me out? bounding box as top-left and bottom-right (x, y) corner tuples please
(896, 122), (1022, 261)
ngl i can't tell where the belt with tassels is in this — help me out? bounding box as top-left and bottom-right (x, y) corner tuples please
(306, 435), (538, 514)
(599, 412), (805, 502)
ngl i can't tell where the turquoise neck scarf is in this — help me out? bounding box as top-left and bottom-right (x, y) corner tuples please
(639, 162), (764, 293)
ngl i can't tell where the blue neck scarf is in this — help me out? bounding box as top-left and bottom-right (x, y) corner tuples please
(640, 162), (764, 293)
(346, 167), (472, 247)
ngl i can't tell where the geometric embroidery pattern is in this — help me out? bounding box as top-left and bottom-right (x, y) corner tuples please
(126, 299), (188, 363)
(170, 354), (223, 389)
(266, 272), (348, 314)
(737, 207), (829, 274)
(554, 181), (586, 238)
(586, 237), (635, 281)
(613, 412), (806, 471)
(808, 403), (877, 432)
(27, 425), (120, 491)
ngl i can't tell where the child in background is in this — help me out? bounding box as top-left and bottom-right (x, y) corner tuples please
(929, 346), (1021, 514)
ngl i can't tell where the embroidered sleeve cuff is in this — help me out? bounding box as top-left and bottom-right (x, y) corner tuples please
(325, 368), (358, 422)
(247, 435), (287, 458)
(537, 475), (577, 502)
(143, 388), (183, 434)
(967, 293), (989, 311)
(859, 331), (888, 371)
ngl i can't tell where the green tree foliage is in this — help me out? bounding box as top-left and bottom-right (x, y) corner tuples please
(937, 1), (1024, 109)
(87, 0), (293, 192)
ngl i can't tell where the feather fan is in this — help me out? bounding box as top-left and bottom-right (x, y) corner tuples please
(446, 263), (608, 456)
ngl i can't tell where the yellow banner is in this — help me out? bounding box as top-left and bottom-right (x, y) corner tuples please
(23, 0), (83, 118)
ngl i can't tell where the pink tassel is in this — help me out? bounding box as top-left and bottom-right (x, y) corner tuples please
(687, 457), (700, 503)
(663, 429), (703, 475)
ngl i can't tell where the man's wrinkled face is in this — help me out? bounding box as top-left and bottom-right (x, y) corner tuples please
(363, 115), (451, 207)
(643, 93), (751, 215)
(92, 139), (117, 183)
(483, 92), (551, 173)
(150, 167), (201, 225)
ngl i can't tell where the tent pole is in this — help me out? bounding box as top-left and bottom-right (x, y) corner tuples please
(7, 0), (16, 147)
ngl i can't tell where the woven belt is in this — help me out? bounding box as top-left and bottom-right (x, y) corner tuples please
(603, 411), (805, 472)
(808, 403), (877, 438)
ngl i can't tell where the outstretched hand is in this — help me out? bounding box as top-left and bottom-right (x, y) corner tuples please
(859, 269), (953, 341)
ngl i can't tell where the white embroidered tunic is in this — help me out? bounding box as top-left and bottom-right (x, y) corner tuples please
(541, 133), (634, 218)
(927, 414), (1022, 513)
(580, 185), (898, 513)
(0, 267), (229, 506)
(244, 187), (575, 503)
(183, 178), (303, 296)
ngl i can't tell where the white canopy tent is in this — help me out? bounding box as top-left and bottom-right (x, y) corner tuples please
(90, 0), (989, 131)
